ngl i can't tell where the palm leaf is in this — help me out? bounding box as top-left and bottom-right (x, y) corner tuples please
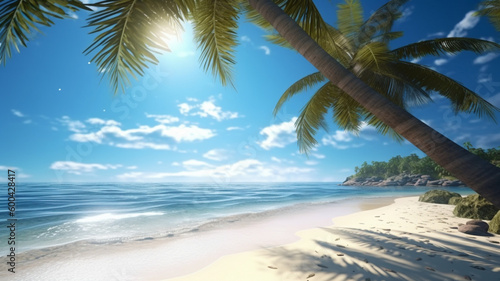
(371, 31), (404, 43)
(337, 0), (364, 41)
(192, 0), (240, 88)
(360, 69), (432, 108)
(274, 72), (326, 116)
(391, 61), (499, 120)
(391, 38), (500, 60)
(0, 0), (91, 65)
(363, 112), (404, 142)
(244, 0), (328, 38)
(476, 0), (500, 31)
(351, 41), (394, 75)
(84, 0), (193, 94)
(330, 89), (364, 133)
(295, 82), (336, 153)
(357, 0), (408, 45)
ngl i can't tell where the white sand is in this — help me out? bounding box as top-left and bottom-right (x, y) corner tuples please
(168, 197), (500, 281)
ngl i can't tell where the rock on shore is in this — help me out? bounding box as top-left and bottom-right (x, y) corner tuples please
(342, 173), (466, 187)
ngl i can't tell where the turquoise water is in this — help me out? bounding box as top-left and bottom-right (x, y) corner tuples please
(2, 182), (475, 254)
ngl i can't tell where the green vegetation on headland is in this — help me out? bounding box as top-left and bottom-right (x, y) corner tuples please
(344, 143), (500, 186)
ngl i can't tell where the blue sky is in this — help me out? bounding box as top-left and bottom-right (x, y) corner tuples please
(1, 0), (500, 183)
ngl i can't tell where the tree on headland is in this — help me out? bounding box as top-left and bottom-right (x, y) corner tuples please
(353, 144), (500, 180)
(476, 0), (500, 31)
(1, 0), (500, 207)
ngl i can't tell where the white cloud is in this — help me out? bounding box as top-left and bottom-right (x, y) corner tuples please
(160, 124), (216, 142)
(473, 53), (499, 64)
(488, 93), (500, 108)
(271, 157), (282, 163)
(11, 109), (24, 117)
(178, 97), (239, 121)
(116, 159), (314, 182)
(434, 58), (448, 66)
(182, 159), (214, 170)
(178, 103), (194, 115)
(447, 11), (480, 38)
(331, 130), (352, 142)
(50, 161), (122, 175)
(427, 31), (445, 38)
(68, 11), (78, 19)
(305, 160), (318, 165)
(241, 35), (251, 42)
(145, 113), (179, 124)
(127, 166), (138, 170)
(65, 116), (215, 149)
(476, 133), (500, 148)
(322, 129), (368, 149)
(117, 172), (144, 179)
(115, 142), (172, 150)
(410, 58), (421, 64)
(0, 165), (18, 170)
(203, 149), (228, 161)
(397, 6), (414, 23)
(477, 74), (492, 83)
(227, 126), (243, 131)
(59, 116), (86, 133)
(258, 117), (297, 150)
(86, 118), (121, 126)
(311, 153), (325, 159)
(23, 120), (32, 124)
(259, 46), (271, 55)
(321, 137), (350, 150)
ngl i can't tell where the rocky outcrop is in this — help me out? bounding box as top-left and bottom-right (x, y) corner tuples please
(458, 220), (491, 236)
(418, 190), (462, 204)
(489, 211), (500, 234)
(453, 194), (500, 220)
(342, 173), (466, 187)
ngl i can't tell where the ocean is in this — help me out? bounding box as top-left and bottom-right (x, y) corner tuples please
(1, 182), (475, 256)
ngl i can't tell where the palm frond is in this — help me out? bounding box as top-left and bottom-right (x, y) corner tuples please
(330, 89), (364, 133)
(337, 0), (364, 40)
(363, 112), (404, 142)
(476, 0), (500, 31)
(351, 42), (393, 75)
(322, 25), (354, 66)
(193, 0), (240, 88)
(295, 82), (336, 154)
(391, 38), (500, 60)
(84, 0), (192, 94)
(371, 31), (404, 43)
(360, 69), (432, 108)
(280, 0), (328, 38)
(245, 0), (328, 37)
(357, 0), (408, 45)
(242, 0), (284, 31)
(274, 72), (326, 116)
(0, 0), (91, 65)
(391, 61), (500, 120)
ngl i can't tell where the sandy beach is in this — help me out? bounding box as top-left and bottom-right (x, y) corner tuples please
(169, 196), (500, 281)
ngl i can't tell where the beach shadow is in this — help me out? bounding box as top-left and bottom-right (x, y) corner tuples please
(257, 226), (500, 281)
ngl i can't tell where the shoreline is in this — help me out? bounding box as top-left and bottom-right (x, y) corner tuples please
(0, 196), (397, 280)
(168, 196), (500, 281)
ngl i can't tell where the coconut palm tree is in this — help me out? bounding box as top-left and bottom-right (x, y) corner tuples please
(246, 0), (500, 207)
(476, 0), (500, 31)
(1, 0), (500, 207)
(265, 0), (499, 153)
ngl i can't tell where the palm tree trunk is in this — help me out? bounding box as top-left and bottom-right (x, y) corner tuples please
(248, 0), (500, 207)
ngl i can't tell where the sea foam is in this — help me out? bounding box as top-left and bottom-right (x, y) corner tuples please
(75, 211), (164, 223)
